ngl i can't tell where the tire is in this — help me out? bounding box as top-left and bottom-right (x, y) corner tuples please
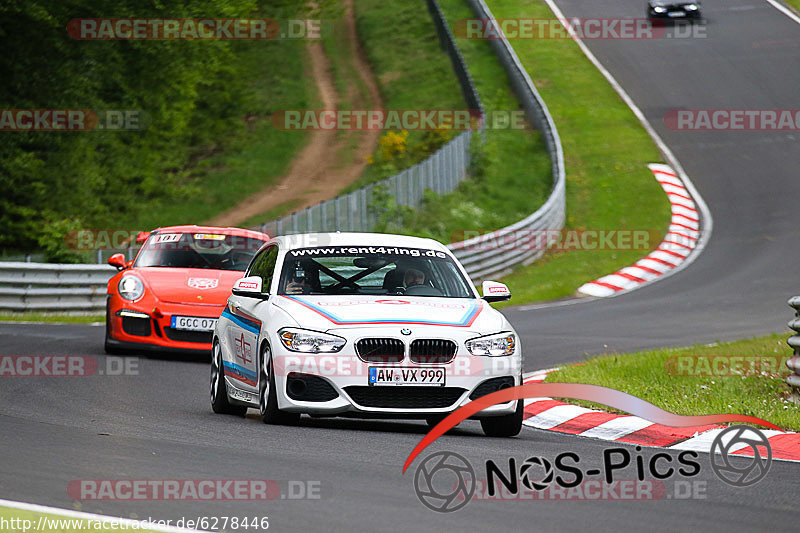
(210, 340), (247, 416)
(480, 399), (523, 438)
(103, 304), (123, 355)
(259, 344), (300, 426)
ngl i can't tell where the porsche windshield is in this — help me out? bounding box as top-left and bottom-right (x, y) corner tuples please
(135, 232), (264, 271)
(278, 246), (474, 298)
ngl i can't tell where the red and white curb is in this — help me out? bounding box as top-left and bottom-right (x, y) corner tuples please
(522, 370), (800, 462)
(577, 163), (700, 297)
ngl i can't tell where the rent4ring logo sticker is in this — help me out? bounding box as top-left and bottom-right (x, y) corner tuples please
(404, 383), (777, 512)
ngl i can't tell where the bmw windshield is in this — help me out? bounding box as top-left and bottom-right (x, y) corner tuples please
(135, 232), (264, 271)
(279, 246), (474, 298)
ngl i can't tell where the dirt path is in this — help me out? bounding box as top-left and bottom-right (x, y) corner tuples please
(209, 0), (382, 228)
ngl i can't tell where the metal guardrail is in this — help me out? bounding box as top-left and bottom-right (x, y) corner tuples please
(449, 0), (566, 280)
(787, 296), (800, 393)
(0, 262), (113, 312)
(427, 0), (483, 114)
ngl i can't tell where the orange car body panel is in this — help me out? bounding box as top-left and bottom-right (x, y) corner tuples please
(105, 225), (269, 353)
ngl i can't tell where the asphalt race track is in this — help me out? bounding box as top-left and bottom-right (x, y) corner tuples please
(1, 0), (799, 531)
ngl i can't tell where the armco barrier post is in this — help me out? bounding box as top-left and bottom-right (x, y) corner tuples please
(787, 296), (800, 397)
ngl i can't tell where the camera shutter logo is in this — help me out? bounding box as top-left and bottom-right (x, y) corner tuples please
(413, 451), (475, 512)
(709, 425), (772, 487)
(519, 456), (554, 491)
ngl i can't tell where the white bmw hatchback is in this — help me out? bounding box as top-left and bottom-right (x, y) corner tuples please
(210, 232), (524, 437)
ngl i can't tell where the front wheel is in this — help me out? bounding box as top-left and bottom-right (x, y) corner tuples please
(259, 344), (300, 425)
(210, 340), (247, 416)
(480, 400), (523, 437)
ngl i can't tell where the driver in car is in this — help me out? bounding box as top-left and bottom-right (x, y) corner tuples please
(285, 266), (312, 295)
(403, 268), (426, 288)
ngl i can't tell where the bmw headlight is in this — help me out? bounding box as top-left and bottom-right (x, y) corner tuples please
(466, 332), (516, 356)
(279, 328), (346, 353)
(118, 275), (144, 301)
(685, 4), (698, 10)
(653, 6), (667, 13)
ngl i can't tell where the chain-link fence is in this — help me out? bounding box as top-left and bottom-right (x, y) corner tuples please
(255, 130), (473, 236)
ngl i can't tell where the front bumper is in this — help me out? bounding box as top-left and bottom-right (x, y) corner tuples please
(268, 339), (522, 417)
(107, 295), (223, 354)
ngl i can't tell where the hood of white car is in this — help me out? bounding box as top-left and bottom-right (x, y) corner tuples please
(271, 295), (505, 333)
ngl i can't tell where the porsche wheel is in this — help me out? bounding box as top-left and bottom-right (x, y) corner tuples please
(211, 340), (247, 416)
(259, 344), (300, 425)
(480, 399), (523, 437)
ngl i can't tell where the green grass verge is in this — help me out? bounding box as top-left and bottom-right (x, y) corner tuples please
(546, 333), (800, 431)
(0, 506), (164, 533)
(0, 313), (104, 324)
(784, 0), (800, 12)
(117, 38), (313, 230)
(348, 0), (467, 191)
(477, 0), (671, 306)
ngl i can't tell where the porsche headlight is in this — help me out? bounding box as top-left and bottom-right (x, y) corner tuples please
(685, 4), (698, 10)
(466, 332), (516, 356)
(278, 328), (346, 353)
(653, 6), (667, 13)
(118, 275), (144, 301)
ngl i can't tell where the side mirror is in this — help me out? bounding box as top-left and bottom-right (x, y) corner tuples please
(482, 280), (511, 303)
(108, 253), (127, 270)
(232, 276), (269, 299)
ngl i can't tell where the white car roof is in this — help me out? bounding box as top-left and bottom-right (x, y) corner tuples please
(271, 232), (451, 254)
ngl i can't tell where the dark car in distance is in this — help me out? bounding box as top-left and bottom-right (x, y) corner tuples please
(647, 1), (702, 19)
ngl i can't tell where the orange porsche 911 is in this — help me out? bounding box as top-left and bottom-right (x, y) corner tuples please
(105, 225), (270, 355)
